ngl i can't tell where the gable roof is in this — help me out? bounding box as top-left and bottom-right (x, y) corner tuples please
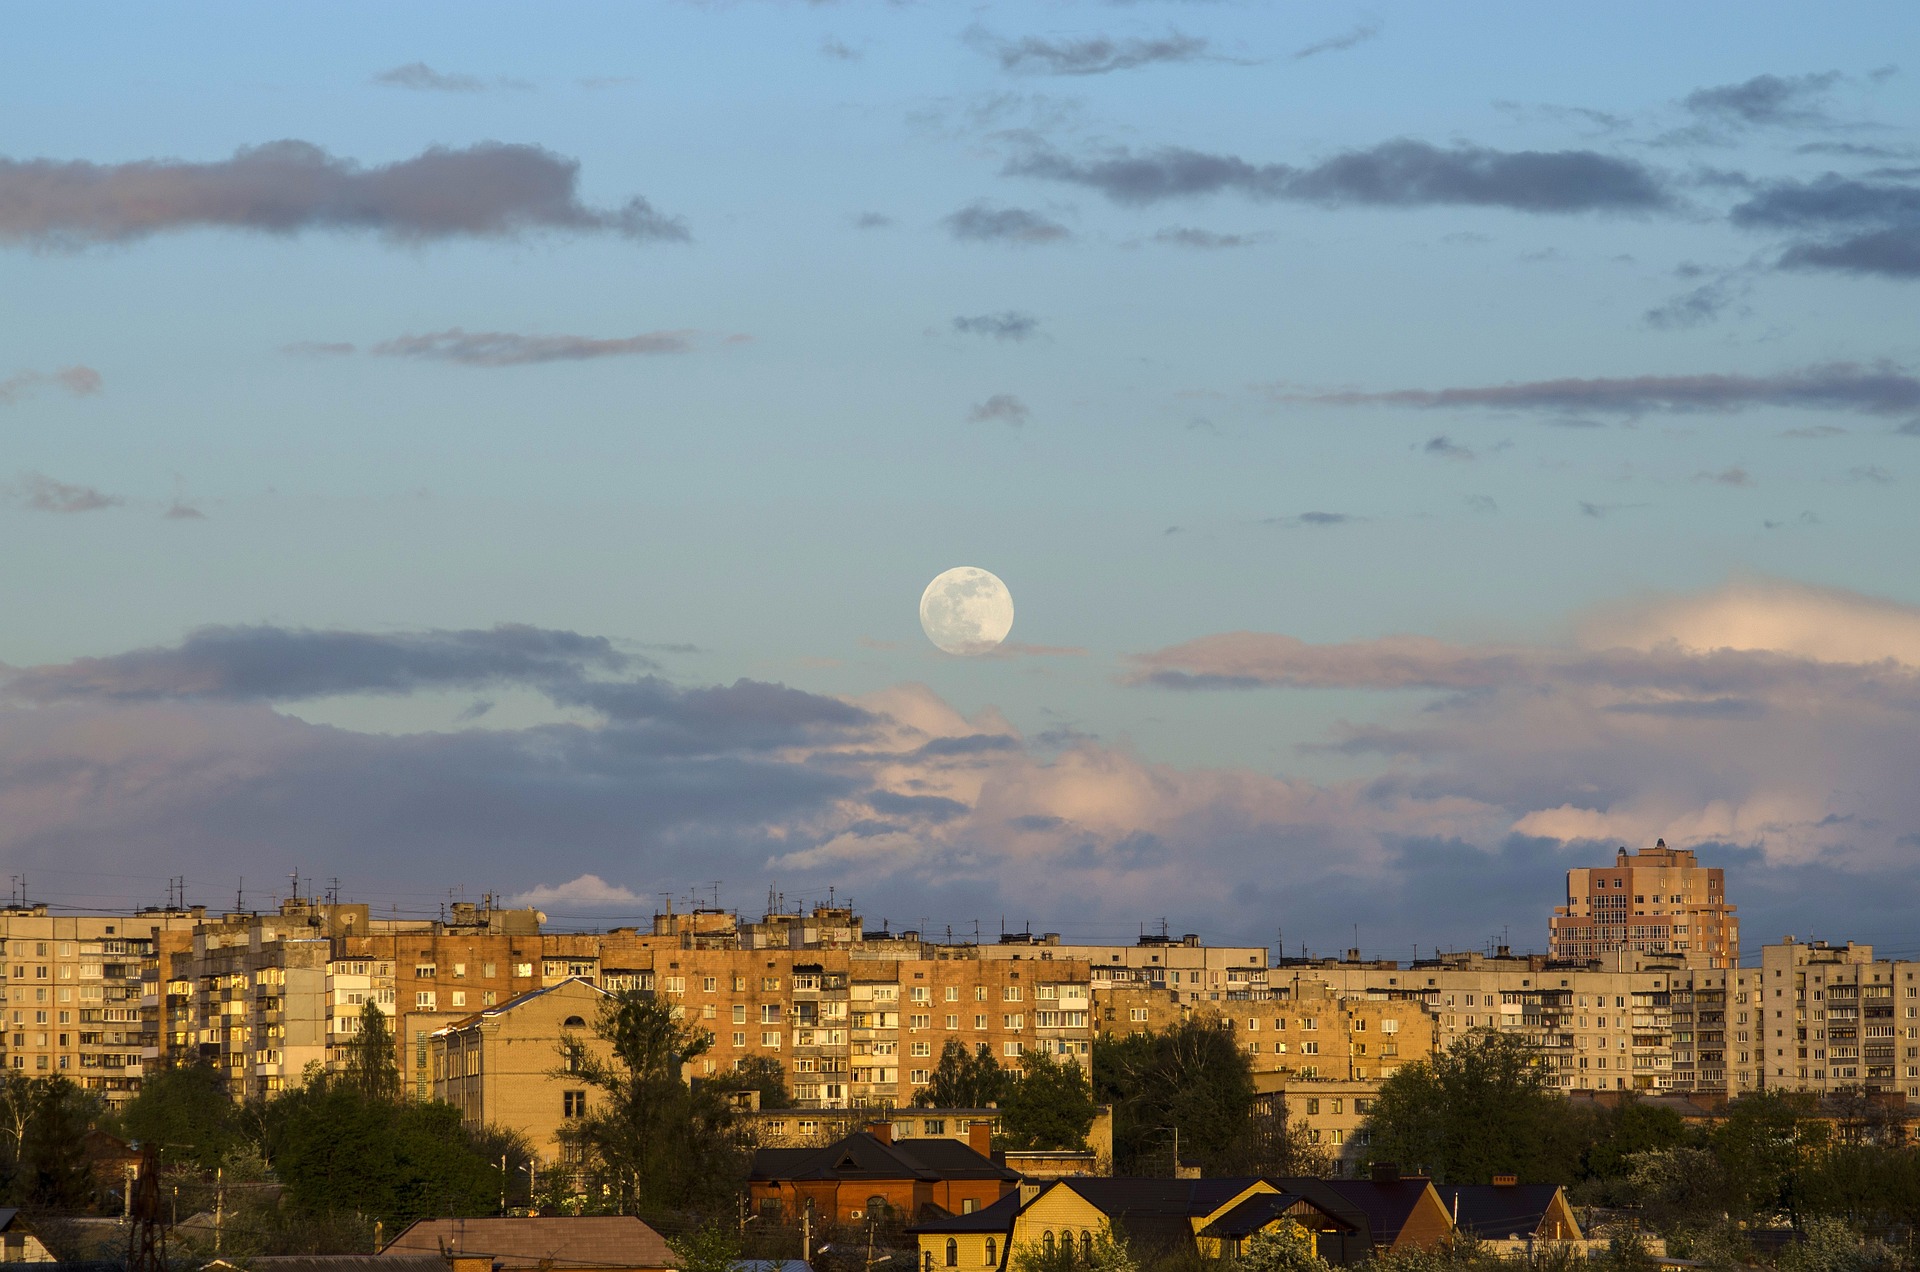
(382, 1216), (673, 1269)
(257, 1258), (447, 1272)
(750, 1132), (1017, 1184)
(433, 977), (610, 1036)
(1036, 1179), (1268, 1253)
(0, 1209), (17, 1233)
(907, 1191), (1024, 1235)
(1312, 1179), (1443, 1247)
(1434, 1185), (1578, 1241)
(1197, 1193), (1360, 1240)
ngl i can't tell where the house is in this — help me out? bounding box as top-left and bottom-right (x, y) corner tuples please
(1434, 1181), (1583, 1246)
(912, 1178), (1373, 1271)
(1318, 1170), (1454, 1252)
(750, 1126), (1020, 1225)
(430, 978), (617, 1165)
(0, 1210), (53, 1263)
(379, 1216), (675, 1272)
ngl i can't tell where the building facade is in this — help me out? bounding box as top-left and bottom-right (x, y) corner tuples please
(432, 978), (615, 1162)
(1549, 841), (1737, 968)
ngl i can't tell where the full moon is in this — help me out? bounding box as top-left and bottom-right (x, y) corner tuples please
(919, 567), (1015, 655)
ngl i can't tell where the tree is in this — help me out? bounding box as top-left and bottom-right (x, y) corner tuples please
(558, 990), (748, 1212)
(1582, 1096), (1690, 1183)
(998, 1049), (1098, 1152)
(0, 1075), (100, 1209)
(715, 1055), (792, 1110)
(914, 1039), (1007, 1109)
(1013, 1223), (1137, 1272)
(1097, 1017), (1255, 1175)
(341, 1001), (401, 1101)
(668, 1223), (743, 1272)
(1711, 1090), (1826, 1223)
(1238, 1221), (1332, 1272)
(116, 1060), (246, 1171)
(1361, 1031), (1582, 1184)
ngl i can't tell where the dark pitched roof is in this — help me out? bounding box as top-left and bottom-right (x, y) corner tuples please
(382, 1217), (673, 1269)
(1313, 1179), (1438, 1247)
(1198, 1193), (1358, 1240)
(908, 1192), (1023, 1235)
(0, 1209), (17, 1232)
(1043, 1179), (1265, 1253)
(751, 1133), (1016, 1184)
(1434, 1185), (1571, 1241)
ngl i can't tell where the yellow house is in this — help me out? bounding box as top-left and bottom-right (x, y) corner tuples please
(913, 1178), (1371, 1271)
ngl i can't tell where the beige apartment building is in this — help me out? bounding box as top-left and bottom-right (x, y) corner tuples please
(1550, 841), (1738, 969)
(0, 902), (204, 1105)
(1730, 938), (1920, 1100)
(432, 978), (615, 1162)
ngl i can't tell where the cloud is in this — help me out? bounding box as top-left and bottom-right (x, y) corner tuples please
(163, 500), (207, 521)
(0, 141), (688, 247)
(1695, 465), (1754, 487)
(968, 393), (1031, 426)
(1684, 72), (1841, 128)
(1265, 511), (1349, 529)
(1423, 435), (1474, 461)
(852, 212), (893, 229)
(1151, 226), (1260, 249)
(952, 312), (1040, 341)
(10, 473), (120, 514)
(507, 874), (645, 910)
(0, 366), (102, 406)
(1846, 464), (1894, 484)
(1292, 23), (1379, 60)
(969, 28), (1211, 76)
(1779, 225), (1920, 279)
(7, 595), (1920, 951)
(1579, 501), (1645, 519)
(8, 623), (633, 703)
(1730, 177), (1920, 279)
(1006, 139), (1670, 213)
(1275, 361), (1920, 422)
(945, 202), (1071, 245)
(820, 38), (861, 61)
(371, 63), (531, 93)
(369, 328), (695, 367)
(1644, 274), (1748, 329)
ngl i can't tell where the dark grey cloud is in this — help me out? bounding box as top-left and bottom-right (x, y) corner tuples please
(1423, 435), (1473, 461)
(852, 212), (894, 229)
(1779, 225), (1920, 278)
(1695, 465), (1754, 487)
(0, 366), (101, 406)
(945, 202), (1071, 244)
(1732, 178), (1920, 229)
(952, 311), (1039, 341)
(1279, 361), (1920, 420)
(969, 27), (1211, 76)
(1684, 71), (1841, 127)
(543, 677), (877, 756)
(11, 473), (120, 514)
(1795, 142), (1915, 160)
(1644, 276), (1746, 329)
(371, 63), (531, 93)
(1007, 139), (1670, 214)
(1151, 226), (1259, 249)
(1265, 511), (1349, 528)
(163, 500), (207, 521)
(9, 623), (632, 703)
(1846, 465), (1895, 484)
(1292, 23), (1379, 60)
(968, 393), (1031, 425)
(369, 328), (694, 367)
(820, 38), (861, 61)
(869, 791), (969, 822)
(0, 141), (687, 248)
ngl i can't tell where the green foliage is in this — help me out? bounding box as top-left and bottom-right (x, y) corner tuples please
(1622, 1145), (1734, 1231)
(115, 1059), (246, 1170)
(1594, 1233), (1659, 1272)
(1236, 1221), (1331, 1272)
(1361, 1030), (1584, 1184)
(0, 1073), (102, 1209)
(1013, 1224), (1138, 1272)
(1776, 1217), (1903, 1272)
(1097, 1016), (1255, 1175)
(261, 1076), (509, 1229)
(914, 1038), (1008, 1109)
(715, 1055), (793, 1110)
(997, 1048), (1097, 1151)
(558, 989), (749, 1212)
(668, 1223), (744, 1272)
(1582, 1097), (1689, 1181)
(1710, 1089), (1826, 1222)
(341, 1001), (401, 1101)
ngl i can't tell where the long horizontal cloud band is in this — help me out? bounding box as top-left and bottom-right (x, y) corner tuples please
(0, 141), (687, 246)
(1006, 139), (1671, 213)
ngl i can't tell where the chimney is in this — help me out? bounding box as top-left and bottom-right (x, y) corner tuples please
(969, 1120), (992, 1157)
(868, 1122), (892, 1146)
(1491, 1174), (1518, 1188)
(1370, 1162), (1400, 1184)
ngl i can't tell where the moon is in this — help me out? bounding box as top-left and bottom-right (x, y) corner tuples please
(920, 567), (1015, 655)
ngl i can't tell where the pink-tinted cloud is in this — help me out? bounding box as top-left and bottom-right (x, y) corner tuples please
(0, 365), (101, 405)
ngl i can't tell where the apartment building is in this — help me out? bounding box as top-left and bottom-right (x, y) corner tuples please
(432, 978), (615, 1161)
(1730, 938), (1920, 1100)
(0, 902), (205, 1105)
(1255, 1074), (1383, 1176)
(1550, 841), (1738, 969)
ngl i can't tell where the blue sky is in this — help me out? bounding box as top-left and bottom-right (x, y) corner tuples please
(3, 2), (1919, 956)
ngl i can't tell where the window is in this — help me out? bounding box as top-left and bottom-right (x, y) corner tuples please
(733, 1005), (747, 1024)
(946, 1014), (959, 1029)
(1043, 1234), (1055, 1257)
(763, 977), (781, 991)
(867, 1197), (889, 1220)
(705, 976), (718, 992)
(985, 1240), (997, 1265)
(453, 963), (466, 979)
(514, 962), (532, 978)
(732, 1031), (746, 1047)
(1004, 986), (1023, 1002)
(911, 986), (930, 1003)
(1306, 1098), (1320, 1115)
(946, 986), (960, 1001)
(563, 1090), (587, 1118)
(450, 991), (466, 1008)
(947, 1239), (958, 1267)
(415, 992), (436, 1009)
(1130, 1008), (1150, 1023)
(1004, 1041), (1023, 1057)
(415, 964), (436, 978)
(976, 987), (987, 1002)
(762, 1031), (781, 1048)
(975, 1014), (987, 1030)
(1302, 1041), (1319, 1054)
(484, 963), (496, 977)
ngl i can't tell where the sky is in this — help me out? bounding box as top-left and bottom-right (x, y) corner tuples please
(3, 2), (1919, 959)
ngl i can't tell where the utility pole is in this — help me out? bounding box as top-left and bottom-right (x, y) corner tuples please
(126, 1144), (166, 1272)
(803, 1205), (812, 1263)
